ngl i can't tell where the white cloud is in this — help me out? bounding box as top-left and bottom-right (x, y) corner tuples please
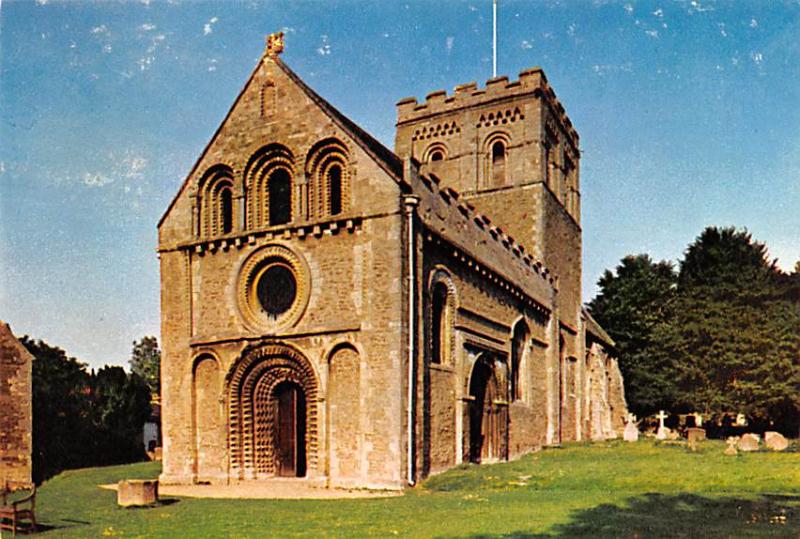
(103, 44), (112, 54)
(567, 23), (577, 37)
(139, 23), (156, 32)
(751, 51), (763, 65)
(446, 36), (454, 54)
(689, 0), (714, 13)
(624, 3), (634, 13)
(203, 16), (219, 36)
(317, 34), (331, 56)
(35, 0), (48, 5)
(136, 33), (166, 71)
(718, 23), (728, 37)
(80, 150), (149, 188)
(593, 63), (633, 76)
(83, 172), (113, 187)
(280, 26), (295, 34)
(653, 8), (663, 18)
(0, 162), (5, 175)
(645, 29), (659, 38)
(91, 25), (108, 35)
(750, 18), (758, 28)
(521, 40), (533, 50)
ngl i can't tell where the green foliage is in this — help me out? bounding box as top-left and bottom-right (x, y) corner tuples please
(587, 254), (678, 416)
(91, 366), (153, 465)
(33, 441), (800, 538)
(21, 337), (151, 483)
(129, 336), (161, 397)
(591, 227), (800, 434)
(22, 337), (94, 484)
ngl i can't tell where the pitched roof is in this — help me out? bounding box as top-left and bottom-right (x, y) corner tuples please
(158, 53), (406, 229)
(273, 58), (405, 183)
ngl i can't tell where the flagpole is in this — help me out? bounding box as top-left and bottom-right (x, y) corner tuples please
(492, 0), (497, 77)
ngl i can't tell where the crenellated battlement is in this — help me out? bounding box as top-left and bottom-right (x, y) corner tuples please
(396, 67), (578, 147)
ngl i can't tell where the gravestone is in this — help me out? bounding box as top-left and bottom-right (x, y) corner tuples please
(737, 433), (760, 452)
(764, 431), (788, 451)
(623, 413), (639, 442)
(655, 410), (669, 440)
(687, 427), (706, 451)
(724, 437), (738, 456)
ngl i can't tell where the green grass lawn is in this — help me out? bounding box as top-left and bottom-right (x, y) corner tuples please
(33, 439), (800, 538)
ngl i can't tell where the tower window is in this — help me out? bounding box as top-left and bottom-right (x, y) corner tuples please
(430, 150), (444, 162)
(220, 186), (233, 234)
(268, 168), (292, 226)
(492, 141), (505, 164)
(328, 164), (342, 216)
(490, 140), (506, 185)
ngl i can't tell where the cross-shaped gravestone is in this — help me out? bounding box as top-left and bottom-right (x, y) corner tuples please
(656, 410), (669, 440)
(656, 410), (668, 429)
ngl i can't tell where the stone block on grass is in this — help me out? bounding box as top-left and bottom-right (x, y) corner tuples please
(117, 479), (159, 507)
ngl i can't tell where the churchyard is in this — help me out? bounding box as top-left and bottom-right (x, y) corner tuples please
(28, 438), (800, 538)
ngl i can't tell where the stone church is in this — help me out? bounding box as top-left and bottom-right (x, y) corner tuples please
(158, 33), (627, 490)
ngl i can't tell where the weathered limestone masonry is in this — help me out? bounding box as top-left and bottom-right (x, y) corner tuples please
(0, 322), (33, 484)
(158, 34), (627, 491)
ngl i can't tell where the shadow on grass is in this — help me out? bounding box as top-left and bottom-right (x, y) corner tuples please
(466, 493), (800, 538)
(119, 497), (181, 509)
(35, 498), (181, 534)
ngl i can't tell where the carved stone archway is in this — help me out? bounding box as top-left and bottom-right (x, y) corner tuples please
(227, 343), (318, 479)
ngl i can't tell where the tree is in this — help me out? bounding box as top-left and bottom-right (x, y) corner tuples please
(587, 254), (678, 416)
(91, 366), (152, 465)
(130, 336), (161, 397)
(667, 227), (800, 432)
(22, 337), (153, 483)
(591, 227), (800, 435)
(21, 337), (93, 483)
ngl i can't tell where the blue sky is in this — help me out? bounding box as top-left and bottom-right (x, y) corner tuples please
(2, 0), (799, 369)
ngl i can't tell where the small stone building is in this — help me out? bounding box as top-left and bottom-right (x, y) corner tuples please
(0, 322), (33, 484)
(158, 34), (627, 490)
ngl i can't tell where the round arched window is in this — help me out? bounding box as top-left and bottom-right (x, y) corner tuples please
(237, 245), (311, 330)
(255, 262), (297, 316)
(430, 150), (444, 162)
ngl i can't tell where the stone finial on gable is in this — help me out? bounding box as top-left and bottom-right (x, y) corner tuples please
(266, 31), (285, 57)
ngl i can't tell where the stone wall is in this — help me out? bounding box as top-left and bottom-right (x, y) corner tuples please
(0, 322), (33, 484)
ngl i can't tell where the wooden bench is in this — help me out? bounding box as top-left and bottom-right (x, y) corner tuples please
(0, 481), (37, 536)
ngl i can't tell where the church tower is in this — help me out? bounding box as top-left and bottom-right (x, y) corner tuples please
(395, 69), (585, 439)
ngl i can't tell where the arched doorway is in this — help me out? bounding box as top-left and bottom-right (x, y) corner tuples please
(227, 344), (318, 480)
(468, 355), (505, 463)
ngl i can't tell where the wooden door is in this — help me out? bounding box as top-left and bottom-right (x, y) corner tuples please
(482, 379), (497, 462)
(274, 382), (306, 477)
